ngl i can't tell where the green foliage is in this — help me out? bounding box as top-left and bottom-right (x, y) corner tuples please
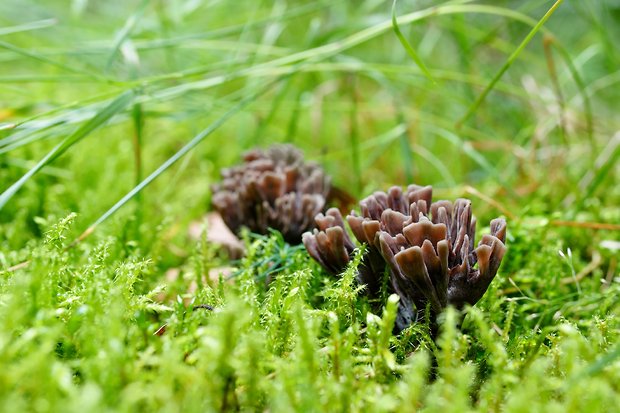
(1, 0), (619, 411)
(1, 218), (618, 411)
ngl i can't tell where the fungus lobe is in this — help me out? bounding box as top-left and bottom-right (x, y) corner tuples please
(303, 184), (507, 333)
(212, 144), (331, 244)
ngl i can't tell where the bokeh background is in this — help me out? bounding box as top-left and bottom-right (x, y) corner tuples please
(1, 0), (618, 255)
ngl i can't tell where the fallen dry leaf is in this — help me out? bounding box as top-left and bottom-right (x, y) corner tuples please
(189, 212), (244, 259)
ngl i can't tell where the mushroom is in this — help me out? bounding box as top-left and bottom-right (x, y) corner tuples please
(212, 144), (331, 244)
(303, 184), (507, 333)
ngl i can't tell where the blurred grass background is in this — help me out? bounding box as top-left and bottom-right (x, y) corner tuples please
(1, 0), (618, 250)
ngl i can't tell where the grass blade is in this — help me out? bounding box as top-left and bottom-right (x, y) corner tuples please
(348, 75), (362, 195)
(0, 40), (108, 81)
(396, 109), (414, 183)
(581, 132), (620, 202)
(139, 4), (553, 106)
(428, 125), (514, 195)
(411, 143), (455, 186)
(551, 41), (595, 153)
(106, 0), (150, 72)
(50, 90), (135, 163)
(391, 0), (435, 84)
(73, 81), (279, 244)
(0, 19), (56, 36)
(0, 90), (134, 210)
(543, 35), (567, 144)
(457, 0), (564, 127)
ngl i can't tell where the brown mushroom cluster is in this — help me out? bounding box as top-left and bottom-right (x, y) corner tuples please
(212, 144), (330, 244)
(302, 185), (507, 333)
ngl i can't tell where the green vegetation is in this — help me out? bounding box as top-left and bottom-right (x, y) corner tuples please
(1, 0), (619, 411)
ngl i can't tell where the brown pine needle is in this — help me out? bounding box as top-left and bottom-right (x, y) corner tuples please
(463, 185), (515, 219)
(5, 260), (30, 272)
(550, 221), (620, 231)
(560, 251), (602, 285)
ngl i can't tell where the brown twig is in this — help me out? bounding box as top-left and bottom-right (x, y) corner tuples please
(463, 185), (516, 219)
(68, 225), (95, 248)
(550, 220), (620, 231)
(5, 260), (30, 272)
(602, 257), (617, 290)
(560, 251), (602, 285)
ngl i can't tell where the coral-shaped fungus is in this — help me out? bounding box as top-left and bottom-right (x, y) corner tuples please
(212, 144), (330, 244)
(303, 185), (507, 333)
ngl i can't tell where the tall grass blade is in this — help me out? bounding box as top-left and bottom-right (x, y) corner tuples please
(140, 4), (552, 106)
(391, 0), (435, 84)
(0, 19), (56, 36)
(131, 102), (144, 229)
(0, 40), (107, 81)
(0, 90), (134, 210)
(551, 41), (595, 152)
(457, 0), (564, 127)
(348, 75), (362, 195)
(543, 35), (567, 144)
(106, 0), (150, 72)
(581, 132), (620, 202)
(428, 125), (513, 195)
(132, 103), (144, 186)
(74, 81), (278, 244)
(396, 111), (414, 183)
(411, 143), (455, 186)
